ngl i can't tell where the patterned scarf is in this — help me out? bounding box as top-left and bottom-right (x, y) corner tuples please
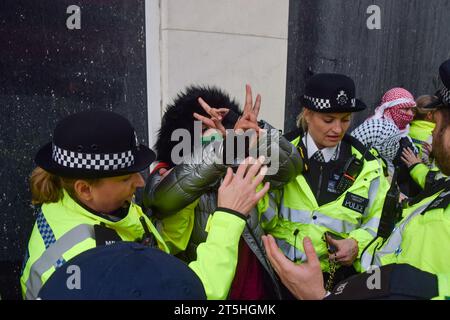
(384, 107), (414, 130)
(370, 87), (416, 133)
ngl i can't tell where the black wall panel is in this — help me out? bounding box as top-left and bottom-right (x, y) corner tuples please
(285, 0), (450, 133)
(0, 0), (147, 299)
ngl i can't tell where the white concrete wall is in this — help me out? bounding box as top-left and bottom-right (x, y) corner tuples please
(146, 0), (289, 146)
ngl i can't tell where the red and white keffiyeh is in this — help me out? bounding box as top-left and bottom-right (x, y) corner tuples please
(371, 88), (416, 133)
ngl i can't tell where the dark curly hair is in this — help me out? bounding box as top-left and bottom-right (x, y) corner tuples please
(155, 85), (242, 166)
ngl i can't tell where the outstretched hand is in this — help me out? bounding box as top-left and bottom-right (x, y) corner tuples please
(262, 234), (326, 300)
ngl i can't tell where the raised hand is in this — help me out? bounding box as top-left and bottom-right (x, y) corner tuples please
(234, 84), (261, 133)
(194, 97), (230, 136)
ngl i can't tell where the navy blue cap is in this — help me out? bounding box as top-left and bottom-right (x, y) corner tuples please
(38, 242), (206, 300)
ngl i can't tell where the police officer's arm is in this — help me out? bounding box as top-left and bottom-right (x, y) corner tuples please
(156, 199), (198, 255)
(188, 158), (270, 300)
(409, 163), (443, 190)
(409, 164), (431, 189)
(349, 170), (391, 263)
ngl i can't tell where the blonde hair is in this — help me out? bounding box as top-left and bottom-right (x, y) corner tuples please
(30, 167), (99, 205)
(296, 109), (308, 131)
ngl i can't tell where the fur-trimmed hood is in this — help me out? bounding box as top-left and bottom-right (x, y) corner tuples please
(155, 85), (242, 166)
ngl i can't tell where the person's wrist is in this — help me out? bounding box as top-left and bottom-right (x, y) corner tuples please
(308, 287), (327, 300)
(215, 207), (248, 220)
(349, 237), (359, 258)
(408, 162), (421, 171)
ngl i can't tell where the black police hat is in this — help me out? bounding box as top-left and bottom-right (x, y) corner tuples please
(38, 242), (206, 300)
(35, 110), (156, 178)
(301, 73), (366, 113)
(425, 59), (450, 109)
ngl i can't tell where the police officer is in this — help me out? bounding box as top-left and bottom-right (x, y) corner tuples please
(258, 73), (390, 290)
(360, 59), (450, 275)
(261, 60), (450, 300)
(20, 110), (269, 300)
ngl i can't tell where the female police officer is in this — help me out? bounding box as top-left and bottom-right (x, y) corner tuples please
(20, 110), (269, 300)
(258, 73), (390, 290)
(260, 60), (450, 300)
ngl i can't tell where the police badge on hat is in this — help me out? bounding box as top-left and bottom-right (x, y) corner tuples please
(337, 90), (349, 106)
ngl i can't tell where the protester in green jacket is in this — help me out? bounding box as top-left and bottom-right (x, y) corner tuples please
(20, 110), (269, 300)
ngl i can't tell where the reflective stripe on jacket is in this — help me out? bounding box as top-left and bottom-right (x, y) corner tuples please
(258, 135), (390, 273)
(361, 184), (450, 275)
(21, 191), (246, 300)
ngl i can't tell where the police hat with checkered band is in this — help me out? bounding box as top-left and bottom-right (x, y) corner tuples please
(301, 73), (366, 113)
(35, 110), (156, 178)
(424, 59), (450, 109)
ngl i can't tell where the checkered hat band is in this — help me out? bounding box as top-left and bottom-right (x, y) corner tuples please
(441, 86), (450, 105)
(304, 95), (355, 109)
(52, 144), (135, 170)
(304, 95), (331, 109)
